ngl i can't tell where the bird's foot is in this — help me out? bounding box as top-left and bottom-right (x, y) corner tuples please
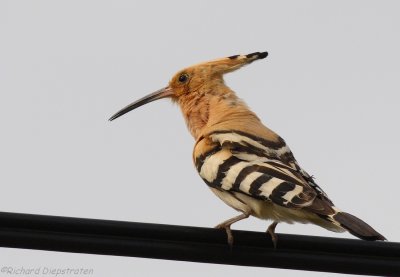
(215, 223), (234, 248)
(267, 221), (279, 249)
(214, 212), (250, 249)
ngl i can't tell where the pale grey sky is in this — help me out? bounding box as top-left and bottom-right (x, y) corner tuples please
(1, 1), (399, 276)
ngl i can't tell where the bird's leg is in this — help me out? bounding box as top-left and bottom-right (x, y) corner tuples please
(215, 213), (249, 248)
(267, 221), (279, 249)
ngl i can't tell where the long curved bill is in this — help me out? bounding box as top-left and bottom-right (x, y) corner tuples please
(109, 86), (173, 121)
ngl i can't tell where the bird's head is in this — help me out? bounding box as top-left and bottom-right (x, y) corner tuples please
(109, 52), (268, 121)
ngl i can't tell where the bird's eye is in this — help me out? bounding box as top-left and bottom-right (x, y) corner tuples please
(178, 73), (189, 83)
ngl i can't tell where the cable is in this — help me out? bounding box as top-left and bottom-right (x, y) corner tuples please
(0, 211), (399, 275)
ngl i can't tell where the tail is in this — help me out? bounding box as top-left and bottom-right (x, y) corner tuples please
(333, 211), (386, 241)
(307, 198), (386, 241)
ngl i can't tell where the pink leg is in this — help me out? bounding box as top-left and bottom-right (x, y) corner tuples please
(267, 221), (279, 249)
(215, 213), (249, 248)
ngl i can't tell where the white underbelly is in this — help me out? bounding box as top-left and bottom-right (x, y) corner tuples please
(210, 187), (344, 232)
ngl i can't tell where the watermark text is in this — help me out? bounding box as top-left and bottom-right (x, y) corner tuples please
(1, 266), (93, 276)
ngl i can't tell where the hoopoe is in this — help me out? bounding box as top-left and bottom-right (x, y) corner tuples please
(109, 52), (385, 247)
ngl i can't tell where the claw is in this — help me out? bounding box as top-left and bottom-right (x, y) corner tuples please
(215, 224), (234, 248)
(267, 221), (279, 249)
(214, 212), (250, 249)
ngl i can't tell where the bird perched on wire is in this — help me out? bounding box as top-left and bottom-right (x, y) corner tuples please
(109, 52), (385, 247)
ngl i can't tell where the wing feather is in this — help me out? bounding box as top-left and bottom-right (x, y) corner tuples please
(208, 130), (334, 203)
(195, 131), (322, 209)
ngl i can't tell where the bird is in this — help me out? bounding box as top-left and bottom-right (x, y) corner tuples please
(109, 51), (386, 248)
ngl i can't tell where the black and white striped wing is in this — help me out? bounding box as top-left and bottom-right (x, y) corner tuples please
(196, 131), (320, 209)
(210, 130), (333, 204)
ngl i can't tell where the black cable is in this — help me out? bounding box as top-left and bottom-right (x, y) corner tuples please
(0, 211), (399, 276)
